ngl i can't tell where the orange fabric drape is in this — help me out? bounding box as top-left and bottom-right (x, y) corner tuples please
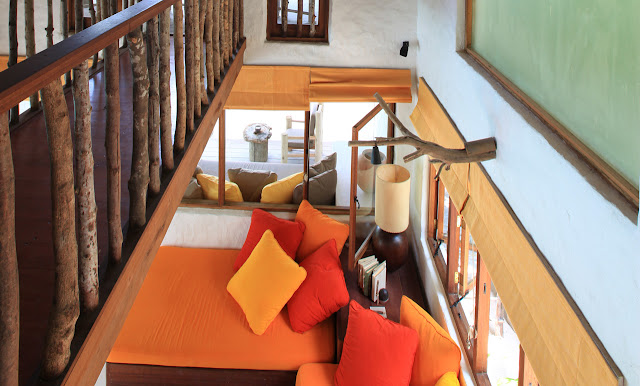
(410, 77), (623, 386)
(309, 68), (412, 103)
(225, 66), (311, 110)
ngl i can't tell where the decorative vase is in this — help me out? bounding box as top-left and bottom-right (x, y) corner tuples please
(357, 149), (386, 192)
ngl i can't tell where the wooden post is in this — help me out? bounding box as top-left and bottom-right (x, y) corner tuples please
(96, 0), (103, 22)
(184, 0), (196, 132)
(40, 80), (80, 380)
(126, 27), (150, 229)
(199, 0), (209, 105)
(473, 253), (490, 373)
(173, 2), (187, 151)
(146, 16), (161, 195)
(218, 110), (226, 206)
(204, 0), (214, 92)
(0, 111), (19, 386)
(25, 0), (39, 111)
(436, 179), (445, 241)
(459, 221), (470, 296)
(281, 0), (288, 37)
(212, 0), (221, 84)
(159, 8), (174, 172)
(57, 0), (71, 85)
(233, 0), (239, 47)
(239, 0), (243, 39)
(519, 345), (540, 386)
(427, 165), (438, 241)
(8, 0), (19, 125)
(227, 0), (233, 57)
(309, 0), (315, 37)
(348, 124), (358, 270)
(446, 199), (460, 294)
(105, 38), (122, 264)
(303, 110), (310, 200)
(88, 0), (99, 68)
(296, 0), (302, 37)
(193, 0), (202, 118)
(222, 0), (229, 67)
(386, 103), (395, 163)
(72, 59), (100, 311)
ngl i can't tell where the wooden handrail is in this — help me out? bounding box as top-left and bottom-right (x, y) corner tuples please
(0, 0), (178, 113)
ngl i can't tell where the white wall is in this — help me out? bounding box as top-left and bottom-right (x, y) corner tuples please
(0, 0), (65, 56)
(413, 0), (640, 385)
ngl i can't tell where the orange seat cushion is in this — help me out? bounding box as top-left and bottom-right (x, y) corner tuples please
(108, 247), (335, 370)
(296, 363), (339, 386)
(335, 301), (418, 386)
(400, 296), (461, 386)
(295, 200), (349, 260)
(227, 230), (307, 335)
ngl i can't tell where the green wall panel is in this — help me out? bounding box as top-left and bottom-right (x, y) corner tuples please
(471, 0), (639, 189)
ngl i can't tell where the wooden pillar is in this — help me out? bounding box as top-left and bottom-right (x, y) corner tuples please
(226, 0), (232, 62)
(88, 0), (98, 68)
(40, 80), (80, 380)
(459, 221), (470, 295)
(348, 124), (358, 270)
(105, 38), (122, 264)
(446, 199), (460, 294)
(173, 2), (187, 151)
(436, 179), (445, 241)
(126, 27), (150, 229)
(73, 59), (100, 311)
(198, 0), (208, 105)
(184, 0), (196, 132)
(281, 0), (288, 36)
(309, 0), (315, 37)
(473, 254), (490, 373)
(159, 8), (174, 172)
(239, 0), (243, 39)
(8, 0), (19, 125)
(233, 0), (239, 46)
(218, 111), (226, 206)
(427, 165), (438, 241)
(386, 103), (396, 164)
(25, 0), (39, 111)
(146, 16), (161, 195)
(303, 110), (310, 200)
(0, 111), (19, 386)
(204, 0), (215, 93)
(212, 0), (221, 84)
(193, 0), (202, 118)
(296, 0), (302, 37)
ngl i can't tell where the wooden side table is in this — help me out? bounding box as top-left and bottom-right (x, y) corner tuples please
(335, 239), (429, 360)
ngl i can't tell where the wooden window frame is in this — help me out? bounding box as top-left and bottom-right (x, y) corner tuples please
(266, 0), (329, 43)
(463, 0), (639, 216)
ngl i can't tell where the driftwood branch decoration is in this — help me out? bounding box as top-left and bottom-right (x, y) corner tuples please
(348, 93), (497, 166)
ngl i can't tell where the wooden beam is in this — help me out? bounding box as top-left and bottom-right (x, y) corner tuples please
(386, 102), (395, 163)
(354, 104), (382, 132)
(62, 39), (246, 386)
(436, 179), (445, 241)
(473, 253), (490, 373)
(460, 220), (470, 295)
(446, 198), (460, 294)
(519, 345), (540, 386)
(218, 109), (226, 206)
(427, 165), (438, 241)
(465, 0), (473, 47)
(0, 0), (180, 114)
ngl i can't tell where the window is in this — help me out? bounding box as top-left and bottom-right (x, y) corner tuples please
(266, 0), (329, 42)
(426, 165), (540, 385)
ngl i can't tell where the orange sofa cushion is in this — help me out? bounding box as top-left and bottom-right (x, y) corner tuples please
(296, 363), (339, 386)
(335, 301), (418, 386)
(400, 296), (461, 386)
(228, 230), (307, 335)
(108, 247), (335, 370)
(295, 200), (349, 260)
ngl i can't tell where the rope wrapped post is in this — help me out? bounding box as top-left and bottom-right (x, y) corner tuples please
(40, 79), (80, 380)
(173, 1), (187, 150)
(0, 111), (19, 386)
(146, 16), (161, 195)
(159, 8), (174, 172)
(126, 27), (150, 229)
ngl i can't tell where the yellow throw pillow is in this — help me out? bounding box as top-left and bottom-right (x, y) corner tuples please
(261, 172), (304, 204)
(227, 230), (307, 335)
(196, 173), (244, 203)
(400, 296), (461, 386)
(435, 372), (460, 386)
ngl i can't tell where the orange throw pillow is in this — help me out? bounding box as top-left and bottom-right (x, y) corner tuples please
(287, 240), (349, 333)
(227, 230), (307, 335)
(234, 209), (306, 271)
(335, 301), (418, 386)
(295, 200), (349, 261)
(400, 296), (461, 385)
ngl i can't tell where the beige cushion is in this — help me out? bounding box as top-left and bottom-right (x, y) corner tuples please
(228, 168), (278, 202)
(183, 177), (204, 199)
(293, 169), (337, 206)
(309, 152), (337, 177)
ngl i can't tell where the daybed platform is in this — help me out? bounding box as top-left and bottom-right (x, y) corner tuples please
(107, 247), (335, 384)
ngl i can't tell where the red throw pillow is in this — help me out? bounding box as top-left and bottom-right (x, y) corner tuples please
(234, 209), (305, 271)
(335, 301), (419, 386)
(287, 240), (349, 333)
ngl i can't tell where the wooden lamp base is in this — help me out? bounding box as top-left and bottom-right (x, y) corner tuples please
(371, 226), (409, 272)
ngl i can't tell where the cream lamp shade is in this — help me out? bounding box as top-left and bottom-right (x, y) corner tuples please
(374, 164), (411, 233)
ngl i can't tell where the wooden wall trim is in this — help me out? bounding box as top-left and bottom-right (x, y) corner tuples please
(0, 0), (179, 113)
(62, 40), (246, 386)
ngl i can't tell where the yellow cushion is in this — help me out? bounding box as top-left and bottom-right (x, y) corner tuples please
(196, 174), (244, 203)
(400, 296), (461, 386)
(227, 230), (307, 335)
(260, 172), (304, 204)
(435, 372), (460, 386)
(295, 363), (338, 386)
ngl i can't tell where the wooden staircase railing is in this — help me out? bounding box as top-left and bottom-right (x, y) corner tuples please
(0, 0), (245, 384)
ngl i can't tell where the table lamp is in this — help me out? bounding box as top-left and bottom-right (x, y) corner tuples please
(372, 164), (410, 272)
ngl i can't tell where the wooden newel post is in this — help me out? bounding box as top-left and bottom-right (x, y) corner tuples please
(0, 111), (19, 386)
(40, 80), (80, 380)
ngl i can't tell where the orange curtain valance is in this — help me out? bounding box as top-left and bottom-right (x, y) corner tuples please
(225, 66), (412, 110)
(309, 68), (412, 103)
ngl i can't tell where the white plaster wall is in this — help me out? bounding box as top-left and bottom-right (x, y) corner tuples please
(414, 0), (640, 384)
(0, 0), (65, 56)
(243, 0), (417, 69)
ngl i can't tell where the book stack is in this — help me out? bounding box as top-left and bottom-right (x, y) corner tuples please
(357, 256), (387, 302)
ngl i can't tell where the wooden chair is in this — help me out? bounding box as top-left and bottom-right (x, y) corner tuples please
(281, 103), (323, 163)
